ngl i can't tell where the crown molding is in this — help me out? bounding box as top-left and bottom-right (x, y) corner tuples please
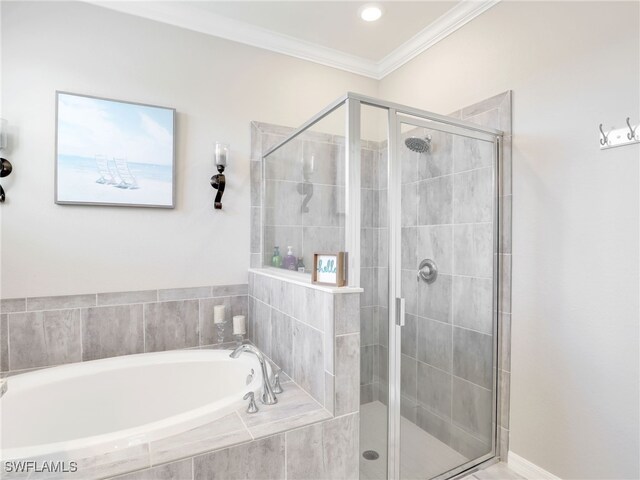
(376, 0), (501, 78)
(86, 0), (500, 80)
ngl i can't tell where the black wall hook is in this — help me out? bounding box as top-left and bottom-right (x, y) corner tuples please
(210, 164), (226, 210)
(0, 158), (12, 203)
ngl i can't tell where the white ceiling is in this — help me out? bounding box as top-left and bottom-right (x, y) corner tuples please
(191, 2), (455, 61)
(89, 0), (499, 79)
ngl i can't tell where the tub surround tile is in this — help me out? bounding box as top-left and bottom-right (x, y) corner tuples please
(1, 298), (26, 313)
(158, 287), (212, 302)
(269, 309), (294, 377)
(150, 413), (251, 466)
(335, 333), (360, 416)
(8, 309), (81, 370)
(248, 407), (331, 440)
(211, 284), (248, 298)
(113, 459), (193, 480)
(97, 290), (157, 306)
(285, 413), (358, 480)
(0, 315), (7, 372)
(82, 305), (144, 361)
(70, 444), (151, 480)
(334, 292), (360, 335)
(27, 294), (96, 311)
(193, 434), (285, 480)
(144, 300), (199, 352)
(292, 320), (324, 404)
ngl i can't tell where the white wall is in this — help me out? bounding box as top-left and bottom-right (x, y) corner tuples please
(380, 2), (639, 478)
(0, 1), (377, 298)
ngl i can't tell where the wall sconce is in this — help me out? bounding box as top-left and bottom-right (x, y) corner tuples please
(0, 118), (13, 203)
(210, 142), (227, 209)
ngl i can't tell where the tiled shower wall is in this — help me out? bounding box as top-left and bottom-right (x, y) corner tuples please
(253, 122), (347, 271)
(0, 285), (247, 375)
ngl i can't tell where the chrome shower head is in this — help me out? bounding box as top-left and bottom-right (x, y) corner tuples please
(405, 136), (431, 153)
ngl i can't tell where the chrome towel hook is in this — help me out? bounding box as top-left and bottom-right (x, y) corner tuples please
(599, 124), (610, 146)
(626, 117), (638, 141)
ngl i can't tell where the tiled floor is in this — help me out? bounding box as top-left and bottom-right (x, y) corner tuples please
(360, 401), (469, 480)
(461, 462), (525, 480)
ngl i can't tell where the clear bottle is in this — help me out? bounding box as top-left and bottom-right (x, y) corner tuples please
(284, 246), (297, 270)
(296, 257), (305, 273)
(271, 246), (282, 268)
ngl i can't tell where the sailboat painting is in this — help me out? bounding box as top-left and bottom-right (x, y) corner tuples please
(55, 92), (175, 208)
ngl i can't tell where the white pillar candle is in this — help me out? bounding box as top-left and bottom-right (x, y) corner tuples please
(214, 305), (226, 324)
(233, 315), (246, 335)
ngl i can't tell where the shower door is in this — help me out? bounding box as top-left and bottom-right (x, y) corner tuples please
(388, 114), (499, 480)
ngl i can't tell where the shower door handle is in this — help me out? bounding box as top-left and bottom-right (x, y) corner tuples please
(395, 297), (405, 327)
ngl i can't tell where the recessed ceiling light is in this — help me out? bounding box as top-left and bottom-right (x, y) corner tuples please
(359, 4), (383, 22)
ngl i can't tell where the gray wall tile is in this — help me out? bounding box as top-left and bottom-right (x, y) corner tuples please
(499, 313), (511, 373)
(335, 333), (359, 416)
(270, 309), (293, 375)
(417, 317), (452, 372)
(401, 182), (417, 227)
(417, 176), (452, 225)
(334, 293), (360, 335)
(250, 160), (262, 206)
(0, 315), (8, 372)
(252, 299), (272, 357)
(452, 276), (493, 335)
(8, 309), (81, 370)
(97, 290), (157, 306)
(500, 195), (512, 254)
(292, 320), (324, 404)
(360, 306), (376, 346)
(452, 377), (492, 442)
(417, 405), (451, 446)
(112, 459), (192, 480)
(500, 254), (512, 313)
(418, 128), (453, 180)
(401, 313), (417, 358)
(303, 226), (344, 272)
(453, 167), (493, 224)
(360, 344), (376, 385)
(453, 224), (493, 278)
(286, 413), (358, 480)
(401, 354), (417, 401)
(158, 287), (211, 302)
(401, 227), (417, 270)
(453, 327), (493, 389)
(144, 300), (199, 352)
(1, 298), (26, 313)
(417, 274), (452, 323)
(417, 225), (453, 275)
(193, 434), (285, 480)
(27, 294), (95, 311)
(82, 305), (144, 361)
(453, 134), (494, 173)
(417, 361), (452, 420)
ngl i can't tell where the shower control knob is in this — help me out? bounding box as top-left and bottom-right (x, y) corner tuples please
(418, 259), (438, 284)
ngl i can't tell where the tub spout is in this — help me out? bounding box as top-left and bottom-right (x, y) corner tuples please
(229, 344), (277, 405)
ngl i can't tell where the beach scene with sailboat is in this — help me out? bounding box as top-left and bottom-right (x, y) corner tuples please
(56, 92), (175, 207)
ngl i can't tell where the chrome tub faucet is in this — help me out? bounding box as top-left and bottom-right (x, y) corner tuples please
(229, 344), (278, 405)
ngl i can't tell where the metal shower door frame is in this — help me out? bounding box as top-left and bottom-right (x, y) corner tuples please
(387, 111), (503, 480)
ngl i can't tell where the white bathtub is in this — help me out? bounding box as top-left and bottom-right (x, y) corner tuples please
(0, 349), (263, 462)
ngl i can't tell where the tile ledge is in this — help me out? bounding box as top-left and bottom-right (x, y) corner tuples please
(249, 268), (363, 294)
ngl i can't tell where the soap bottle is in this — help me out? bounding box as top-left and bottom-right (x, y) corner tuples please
(271, 246), (282, 268)
(284, 246), (297, 270)
(296, 257), (305, 273)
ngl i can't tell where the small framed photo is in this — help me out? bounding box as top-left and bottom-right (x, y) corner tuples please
(55, 91), (176, 208)
(312, 252), (347, 287)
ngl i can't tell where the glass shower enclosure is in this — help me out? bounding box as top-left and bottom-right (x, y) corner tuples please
(262, 93), (502, 480)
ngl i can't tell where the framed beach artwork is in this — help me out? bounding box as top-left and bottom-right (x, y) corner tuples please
(55, 92), (176, 208)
